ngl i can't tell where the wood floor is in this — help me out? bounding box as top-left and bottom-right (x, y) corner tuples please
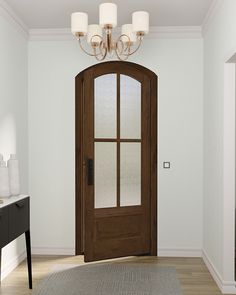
(0, 255), (226, 295)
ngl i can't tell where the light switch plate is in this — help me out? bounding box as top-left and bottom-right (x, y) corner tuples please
(163, 162), (170, 169)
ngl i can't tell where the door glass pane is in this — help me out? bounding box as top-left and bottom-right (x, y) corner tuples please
(95, 142), (117, 208)
(95, 74), (116, 138)
(120, 75), (141, 139)
(120, 143), (141, 206)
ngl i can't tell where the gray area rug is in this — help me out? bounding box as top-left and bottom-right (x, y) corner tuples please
(33, 263), (182, 295)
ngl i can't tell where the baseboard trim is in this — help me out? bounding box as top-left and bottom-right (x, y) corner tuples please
(32, 247), (75, 256)
(33, 246), (201, 257)
(202, 249), (236, 294)
(158, 247), (202, 257)
(1, 250), (26, 281)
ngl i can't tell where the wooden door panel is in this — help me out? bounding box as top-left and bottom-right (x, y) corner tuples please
(95, 215), (143, 240)
(75, 61), (157, 261)
(92, 213), (150, 261)
(92, 238), (149, 261)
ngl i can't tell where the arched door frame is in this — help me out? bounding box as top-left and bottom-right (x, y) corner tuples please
(75, 61), (158, 257)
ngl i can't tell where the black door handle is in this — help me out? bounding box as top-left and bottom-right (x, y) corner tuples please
(87, 159), (94, 185)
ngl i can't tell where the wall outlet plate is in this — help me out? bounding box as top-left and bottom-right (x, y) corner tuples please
(163, 162), (170, 169)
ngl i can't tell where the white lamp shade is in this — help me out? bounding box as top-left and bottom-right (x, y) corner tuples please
(87, 24), (103, 44)
(121, 24), (137, 43)
(132, 11), (149, 34)
(71, 12), (88, 35)
(99, 3), (117, 28)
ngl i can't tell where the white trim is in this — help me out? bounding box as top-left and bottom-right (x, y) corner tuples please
(222, 62), (236, 284)
(202, 250), (223, 291)
(0, 0), (28, 39)
(1, 250), (26, 281)
(32, 247), (75, 256)
(33, 246), (202, 257)
(201, 0), (221, 36)
(158, 247), (202, 257)
(29, 26), (202, 41)
(224, 48), (236, 64)
(147, 26), (202, 39)
(29, 28), (73, 41)
(202, 250), (236, 294)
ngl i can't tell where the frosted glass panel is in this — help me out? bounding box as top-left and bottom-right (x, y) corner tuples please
(95, 74), (116, 138)
(95, 142), (117, 208)
(120, 75), (141, 139)
(120, 143), (141, 206)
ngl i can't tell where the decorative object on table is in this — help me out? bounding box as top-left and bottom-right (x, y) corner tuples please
(7, 154), (20, 196)
(71, 2), (149, 61)
(0, 160), (10, 198)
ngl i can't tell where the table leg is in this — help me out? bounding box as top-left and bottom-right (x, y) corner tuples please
(0, 248), (1, 284)
(25, 230), (32, 289)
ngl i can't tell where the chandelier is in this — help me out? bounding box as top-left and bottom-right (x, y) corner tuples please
(71, 2), (149, 61)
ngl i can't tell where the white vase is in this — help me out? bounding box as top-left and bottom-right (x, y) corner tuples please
(0, 160), (10, 198)
(7, 154), (20, 196)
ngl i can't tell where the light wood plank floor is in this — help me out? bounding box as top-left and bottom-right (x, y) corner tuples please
(0, 255), (228, 295)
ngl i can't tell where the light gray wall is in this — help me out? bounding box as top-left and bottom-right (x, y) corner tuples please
(28, 38), (203, 254)
(203, 0), (236, 282)
(0, 15), (28, 274)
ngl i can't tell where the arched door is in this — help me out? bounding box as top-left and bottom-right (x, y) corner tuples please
(76, 61), (157, 262)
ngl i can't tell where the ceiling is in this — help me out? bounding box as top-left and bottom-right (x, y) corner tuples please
(5, 0), (214, 29)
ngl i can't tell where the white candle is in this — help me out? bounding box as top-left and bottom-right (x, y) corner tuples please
(132, 11), (149, 34)
(99, 3), (117, 28)
(71, 12), (88, 35)
(87, 24), (103, 44)
(121, 24), (137, 44)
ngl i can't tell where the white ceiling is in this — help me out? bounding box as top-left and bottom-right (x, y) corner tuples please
(5, 0), (214, 29)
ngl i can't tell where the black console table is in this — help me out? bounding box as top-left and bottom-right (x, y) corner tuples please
(0, 195), (32, 289)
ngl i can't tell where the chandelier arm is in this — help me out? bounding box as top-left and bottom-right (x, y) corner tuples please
(99, 44), (108, 60)
(77, 32), (143, 60)
(78, 38), (96, 56)
(116, 34), (130, 56)
(115, 46), (130, 61)
(122, 37), (143, 56)
(93, 44), (108, 61)
(115, 34), (132, 60)
(115, 51), (129, 61)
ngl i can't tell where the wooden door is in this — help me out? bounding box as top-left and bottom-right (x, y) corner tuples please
(76, 61), (157, 262)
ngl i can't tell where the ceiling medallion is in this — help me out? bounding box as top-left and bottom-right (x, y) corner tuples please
(71, 2), (149, 61)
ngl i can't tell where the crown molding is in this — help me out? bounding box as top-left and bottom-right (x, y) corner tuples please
(148, 26), (202, 39)
(0, 0), (28, 39)
(29, 26), (202, 41)
(201, 0), (222, 37)
(29, 28), (73, 41)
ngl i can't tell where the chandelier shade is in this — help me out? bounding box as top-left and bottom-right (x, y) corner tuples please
(87, 24), (103, 44)
(121, 24), (137, 44)
(99, 3), (117, 28)
(132, 11), (149, 34)
(71, 12), (88, 36)
(71, 2), (149, 60)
